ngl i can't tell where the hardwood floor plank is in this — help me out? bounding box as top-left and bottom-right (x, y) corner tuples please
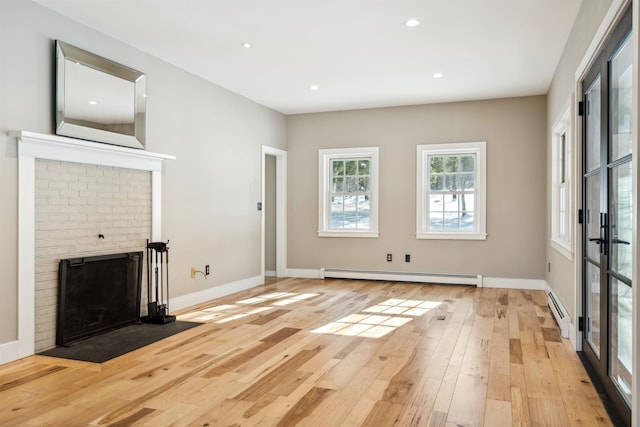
(233, 346), (325, 402)
(511, 386), (531, 427)
(528, 397), (571, 426)
(0, 279), (613, 426)
(484, 398), (512, 426)
(274, 387), (334, 427)
(360, 400), (405, 427)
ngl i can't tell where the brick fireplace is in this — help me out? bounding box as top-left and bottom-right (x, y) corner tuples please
(34, 159), (151, 351)
(12, 131), (174, 361)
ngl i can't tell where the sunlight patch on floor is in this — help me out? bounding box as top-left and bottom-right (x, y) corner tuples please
(311, 298), (441, 338)
(177, 292), (320, 323)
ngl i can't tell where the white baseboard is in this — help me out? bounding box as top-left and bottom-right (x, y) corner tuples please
(0, 340), (20, 365)
(170, 275), (264, 312)
(482, 277), (546, 290)
(544, 282), (578, 350)
(265, 270), (276, 277)
(287, 268), (548, 291)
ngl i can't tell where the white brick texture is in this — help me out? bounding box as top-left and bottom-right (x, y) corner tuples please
(34, 160), (151, 352)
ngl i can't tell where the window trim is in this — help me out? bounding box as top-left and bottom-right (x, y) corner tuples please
(416, 141), (487, 240)
(551, 103), (573, 260)
(318, 147), (379, 238)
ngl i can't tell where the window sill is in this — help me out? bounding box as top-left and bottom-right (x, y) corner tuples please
(551, 239), (573, 261)
(416, 232), (487, 241)
(318, 230), (379, 238)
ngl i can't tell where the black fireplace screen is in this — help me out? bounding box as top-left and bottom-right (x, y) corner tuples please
(57, 252), (143, 346)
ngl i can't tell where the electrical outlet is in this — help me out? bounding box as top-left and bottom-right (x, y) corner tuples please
(205, 265), (210, 275)
(405, 254), (411, 263)
(386, 253), (392, 262)
(191, 267), (196, 278)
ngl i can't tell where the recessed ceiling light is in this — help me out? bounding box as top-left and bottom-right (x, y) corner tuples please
(242, 42), (253, 49)
(88, 100), (98, 105)
(404, 19), (421, 27)
(433, 72), (444, 79)
(310, 85), (319, 91)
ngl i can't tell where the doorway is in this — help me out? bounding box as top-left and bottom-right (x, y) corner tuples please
(261, 146), (287, 279)
(580, 5), (632, 425)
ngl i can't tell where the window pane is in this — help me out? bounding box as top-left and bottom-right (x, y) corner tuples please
(332, 160), (344, 176)
(586, 174), (601, 261)
(358, 177), (370, 192)
(358, 160), (370, 175)
(430, 156), (443, 173)
(346, 177), (358, 192)
(445, 156), (458, 172)
(429, 212), (444, 230)
(461, 155), (474, 172)
(611, 34), (632, 161)
(610, 278), (632, 406)
(430, 174), (443, 191)
(460, 173), (474, 190)
(343, 196), (357, 228)
(330, 196), (344, 228)
(332, 177), (344, 192)
(443, 211), (460, 230)
(586, 262), (601, 356)
(611, 161), (632, 280)
(357, 195), (370, 228)
(429, 194), (444, 212)
(460, 193), (475, 217)
(345, 160), (357, 175)
(460, 212), (475, 231)
(445, 174), (458, 191)
(585, 76), (601, 172)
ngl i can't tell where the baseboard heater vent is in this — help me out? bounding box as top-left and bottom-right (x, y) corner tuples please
(320, 268), (483, 287)
(548, 290), (571, 338)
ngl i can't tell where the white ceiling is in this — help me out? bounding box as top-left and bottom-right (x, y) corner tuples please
(34, 0), (582, 115)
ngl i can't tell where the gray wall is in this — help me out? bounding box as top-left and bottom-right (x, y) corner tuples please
(546, 0), (614, 320)
(0, 0), (286, 344)
(287, 96), (547, 279)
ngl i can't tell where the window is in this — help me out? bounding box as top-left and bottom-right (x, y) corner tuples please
(551, 105), (573, 259)
(318, 147), (379, 237)
(416, 141), (486, 240)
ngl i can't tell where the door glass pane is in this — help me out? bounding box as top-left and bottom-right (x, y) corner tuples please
(585, 174), (601, 260)
(585, 76), (601, 172)
(611, 34), (633, 161)
(610, 278), (632, 405)
(611, 162), (633, 279)
(586, 262), (601, 357)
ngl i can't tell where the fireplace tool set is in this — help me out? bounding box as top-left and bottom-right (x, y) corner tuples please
(142, 239), (176, 324)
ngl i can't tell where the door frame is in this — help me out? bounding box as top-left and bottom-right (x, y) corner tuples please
(572, 0), (637, 424)
(261, 145), (287, 279)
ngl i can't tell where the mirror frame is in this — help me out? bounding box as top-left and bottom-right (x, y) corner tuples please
(56, 41), (146, 149)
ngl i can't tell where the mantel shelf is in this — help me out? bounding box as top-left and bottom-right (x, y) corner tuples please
(13, 131), (175, 171)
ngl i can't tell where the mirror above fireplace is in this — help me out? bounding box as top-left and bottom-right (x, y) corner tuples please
(56, 41), (146, 149)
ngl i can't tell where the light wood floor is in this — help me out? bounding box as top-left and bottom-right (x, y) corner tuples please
(0, 278), (613, 426)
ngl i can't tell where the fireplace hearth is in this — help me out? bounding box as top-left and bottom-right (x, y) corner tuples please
(57, 252), (143, 346)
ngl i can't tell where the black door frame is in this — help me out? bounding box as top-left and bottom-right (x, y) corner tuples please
(580, 5), (633, 426)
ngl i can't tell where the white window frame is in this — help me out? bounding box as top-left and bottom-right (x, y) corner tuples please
(551, 104), (573, 260)
(318, 147), (379, 238)
(416, 141), (487, 240)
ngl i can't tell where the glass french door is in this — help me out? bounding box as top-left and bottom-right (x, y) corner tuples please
(581, 6), (632, 425)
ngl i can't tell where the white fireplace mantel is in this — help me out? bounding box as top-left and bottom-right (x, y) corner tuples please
(6, 131), (175, 363)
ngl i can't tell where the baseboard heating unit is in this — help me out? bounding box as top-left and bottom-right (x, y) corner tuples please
(320, 268), (483, 287)
(547, 290), (571, 338)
